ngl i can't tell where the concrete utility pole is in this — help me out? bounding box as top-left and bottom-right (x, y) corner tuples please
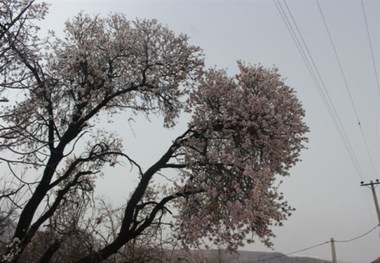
(330, 238), (337, 263)
(361, 179), (380, 225)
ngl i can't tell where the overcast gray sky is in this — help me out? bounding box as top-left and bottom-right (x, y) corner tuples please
(40, 0), (379, 262)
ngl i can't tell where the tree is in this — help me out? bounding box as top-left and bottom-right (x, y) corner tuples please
(0, 1), (309, 262)
(0, 0), (48, 257)
(0, 0), (48, 98)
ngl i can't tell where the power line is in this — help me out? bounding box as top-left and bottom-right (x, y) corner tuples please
(281, 0), (365, 180)
(316, 0), (378, 178)
(335, 224), (379, 243)
(253, 241), (329, 262)
(253, 225), (379, 262)
(273, 0), (366, 181)
(272, 0), (323, 104)
(361, 0), (380, 97)
(316, 0), (360, 122)
(275, 0), (377, 228)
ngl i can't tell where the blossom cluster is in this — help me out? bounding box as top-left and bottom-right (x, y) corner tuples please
(174, 62), (309, 250)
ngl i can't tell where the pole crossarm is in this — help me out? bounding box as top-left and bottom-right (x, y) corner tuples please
(360, 179), (380, 187)
(361, 179), (380, 225)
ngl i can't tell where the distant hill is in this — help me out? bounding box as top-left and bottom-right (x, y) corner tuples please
(173, 250), (332, 263)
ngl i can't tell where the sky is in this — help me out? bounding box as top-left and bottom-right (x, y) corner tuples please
(39, 0), (379, 262)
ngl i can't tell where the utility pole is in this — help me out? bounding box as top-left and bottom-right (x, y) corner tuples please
(361, 179), (380, 225)
(330, 238), (337, 263)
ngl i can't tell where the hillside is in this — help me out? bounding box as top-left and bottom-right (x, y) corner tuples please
(173, 250), (332, 263)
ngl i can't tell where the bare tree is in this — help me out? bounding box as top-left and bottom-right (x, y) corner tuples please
(0, 2), (309, 263)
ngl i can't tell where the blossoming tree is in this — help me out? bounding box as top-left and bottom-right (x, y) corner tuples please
(0, 1), (308, 262)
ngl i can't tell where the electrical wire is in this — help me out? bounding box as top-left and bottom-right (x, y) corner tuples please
(335, 224), (379, 243)
(316, 0), (378, 179)
(361, 0), (380, 97)
(253, 241), (329, 262)
(267, 2), (379, 260)
(281, 0), (365, 180)
(253, 225), (379, 262)
(276, 0), (377, 230)
(284, 0), (367, 181)
(273, 0), (366, 181)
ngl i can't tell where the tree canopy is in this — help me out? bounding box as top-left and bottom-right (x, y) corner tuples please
(0, 1), (308, 262)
